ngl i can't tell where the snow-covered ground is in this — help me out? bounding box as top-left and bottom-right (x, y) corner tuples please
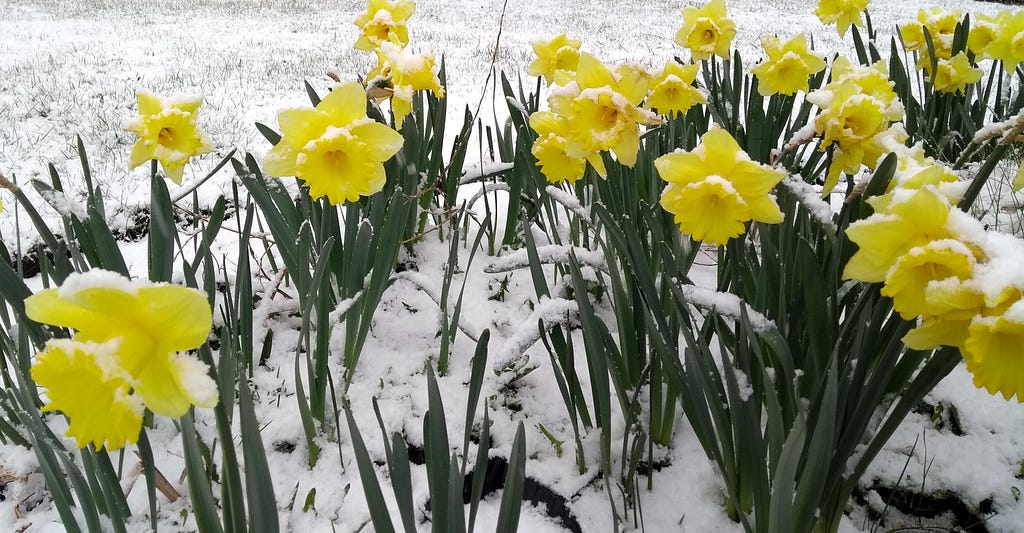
(2, 1), (1024, 532)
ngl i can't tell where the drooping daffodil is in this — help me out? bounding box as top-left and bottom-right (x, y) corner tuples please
(25, 269), (218, 449)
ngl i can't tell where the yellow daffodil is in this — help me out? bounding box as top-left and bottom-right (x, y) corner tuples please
(815, 0), (870, 37)
(31, 339), (144, 450)
(931, 52), (983, 94)
(529, 111), (590, 184)
(985, 10), (1024, 72)
(263, 82), (404, 204)
(527, 33), (582, 86)
(644, 60), (707, 115)
(366, 41), (445, 129)
(881, 239), (978, 320)
(872, 160), (964, 211)
(968, 13), (1000, 59)
(751, 34), (827, 96)
(656, 127), (785, 246)
(675, 0), (736, 62)
(807, 57), (905, 194)
(614, 64), (654, 105)
(902, 281), (985, 350)
(843, 187), (955, 283)
(899, 7), (961, 62)
(353, 0), (415, 52)
(25, 270), (217, 419)
(126, 90), (212, 185)
(548, 53), (662, 171)
(963, 305), (1024, 401)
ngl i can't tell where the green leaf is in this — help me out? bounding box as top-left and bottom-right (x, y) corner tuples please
(238, 374), (280, 532)
(495, 422), (526, 533)
(344, 407), (396, 533)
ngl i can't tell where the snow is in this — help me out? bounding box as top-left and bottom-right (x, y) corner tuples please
(678, 283), (776, 333)
(2, 1), (1024, 532)
(780, 175), (837, 230)
(484, 244), (605, 274)
(57, 268), (141, 297)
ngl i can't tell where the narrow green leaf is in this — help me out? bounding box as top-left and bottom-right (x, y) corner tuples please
(495, 422), (526, 533)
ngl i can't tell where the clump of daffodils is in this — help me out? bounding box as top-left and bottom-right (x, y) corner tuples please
(25, 270), (218, 450)
(528, 53), (664, 185)
(675, 0), (736, 62)
(843, 150), (1024, 401)
(263, 82), (404, 205)
(352, 0), (444, 130)
(127, 90), (212, 184)
(751, 33), (827, 96)
(655, 127), (785, 246)
(815, 0), (870, 37)
(524, 34), (707, 185)
(897, 8), (983, 94)
(805, 56), (906, 195)
(899, 7), (961, 65)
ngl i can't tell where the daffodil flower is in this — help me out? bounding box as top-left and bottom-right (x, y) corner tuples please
(263, 82), (404, 204)
(930, 52), (983, 94)
(815, 0), (870, 37)
(25, 270), (218, 449)
(644, 61), (707, 115)
(675, 0), (736, 62)
(881, 239), (979, 320)
(806, 57), (905, 195)
(842, 187), (957, 283)
(964, 302), (1024, 401)
(656, 128), (785, 246)
(529, 111), (589, 184)
(527, 33), (582, 86)
(366, 40), (444, 129)
(26, 270), (217, 419)
(127, 90), (213, 185)
(983, 10), (1024, 72)
(968, 13), (1000, 59)
(751, 34), (827, 96)
(547, 53), (662, 172)
(353, 0), (415, 52)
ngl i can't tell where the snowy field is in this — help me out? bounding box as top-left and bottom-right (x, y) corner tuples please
(2, 1), (1024, 532)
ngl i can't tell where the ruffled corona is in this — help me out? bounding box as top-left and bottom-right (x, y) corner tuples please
(31, 339), (144, 450)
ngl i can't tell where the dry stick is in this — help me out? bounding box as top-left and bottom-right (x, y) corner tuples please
(440, 0), (511, 185)
(133, 451), (183, 503)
